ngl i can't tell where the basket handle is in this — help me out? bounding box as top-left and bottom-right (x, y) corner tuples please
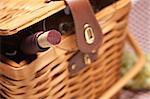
(100, 30), (145, 99)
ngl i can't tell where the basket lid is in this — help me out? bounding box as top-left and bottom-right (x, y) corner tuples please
(0, 0), (65, 35)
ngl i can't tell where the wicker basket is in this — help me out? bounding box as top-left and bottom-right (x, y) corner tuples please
(0, 0), (145, 99)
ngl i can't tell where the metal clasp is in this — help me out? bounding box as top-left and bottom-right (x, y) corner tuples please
(84, 24), (95, 44)
(84, 54), (92, 65)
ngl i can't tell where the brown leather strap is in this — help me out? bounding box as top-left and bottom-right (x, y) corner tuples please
(68, 51), (97, 75)
(65, 0), (103, 53)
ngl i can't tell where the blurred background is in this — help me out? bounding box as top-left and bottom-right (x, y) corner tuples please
(120, 0), (150, 98)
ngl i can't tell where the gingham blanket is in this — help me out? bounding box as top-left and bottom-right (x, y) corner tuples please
(128, 0), (150, 52)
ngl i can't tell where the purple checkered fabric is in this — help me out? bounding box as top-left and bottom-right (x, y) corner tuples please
(128, 0), (150, 52)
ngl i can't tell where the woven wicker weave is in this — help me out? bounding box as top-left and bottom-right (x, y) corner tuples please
(0, 0), (145, 99)
(0, 0), (65, 35)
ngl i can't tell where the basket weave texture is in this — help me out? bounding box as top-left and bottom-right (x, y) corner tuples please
(0, 0), (131, 98)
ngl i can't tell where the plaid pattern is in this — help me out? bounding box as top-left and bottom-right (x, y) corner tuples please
(128, 0), (150, 52)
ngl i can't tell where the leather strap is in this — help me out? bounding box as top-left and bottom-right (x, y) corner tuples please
(68, 51), (97, 75)
(64, 0), (103, 75)
(65, 0), (103, 53)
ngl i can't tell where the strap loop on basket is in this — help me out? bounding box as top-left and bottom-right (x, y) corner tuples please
(68, 51), (97, 75)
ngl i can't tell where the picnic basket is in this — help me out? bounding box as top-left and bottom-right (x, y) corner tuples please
(0, 0), (145, 99)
